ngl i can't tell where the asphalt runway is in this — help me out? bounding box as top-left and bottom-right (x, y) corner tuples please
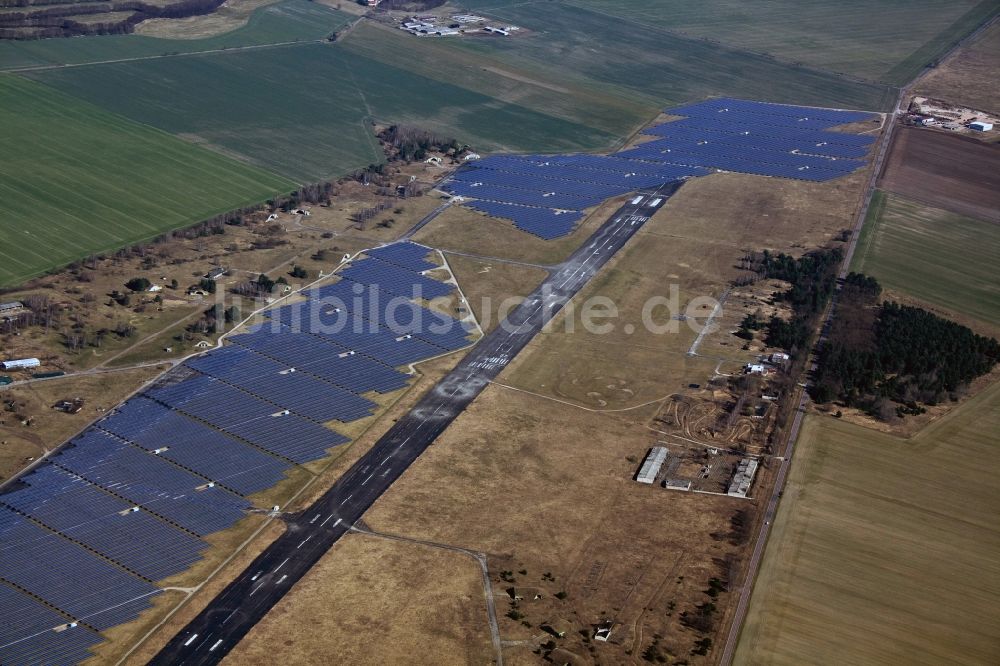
(151, 181), (683, 665)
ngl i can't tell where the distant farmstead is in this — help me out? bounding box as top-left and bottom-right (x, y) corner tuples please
(1, 358), (40, 371)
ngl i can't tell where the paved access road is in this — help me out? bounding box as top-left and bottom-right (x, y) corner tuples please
(151, 182), (683, 665)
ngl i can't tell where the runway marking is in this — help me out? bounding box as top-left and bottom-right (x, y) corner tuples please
(320, 513), (335, 526)
(250, 571), (262, 581)
(209, 639), (223, 652)
(361, 473), (374, 486)
(297, 536), (311, 549)
(222, 610), (237, 625)
(277, 574), (288, 584)
(309, 514), (319, 524)
(274, 558), (289, 574)
(183, 634), (198, 647)
(382, 454), (392, 465)
(339, 493), (353, 506)
(250, 583), (264, 597)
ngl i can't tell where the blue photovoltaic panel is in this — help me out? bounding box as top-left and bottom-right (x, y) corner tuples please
(454, 98), (873, 237)
(231, 371), (375, 423)
(665, 97), (876, 125)
(230, 329), (411, 393)
(52, 430), (249, 536)
(0, 507), (159, 630)
(365, 242), (437, 272)
(145, 374), (279, 428)
(0, 466), (205, 581)
(444, 179), (606, 210)
(99, 398), (291, 496)
(186, 346), (289, 384)
(0, 583), (103, 666)
(465, 200), (584, 239)
(225, 416), (349, 464)
(340, 258), (454, 300)
(316, 326), (445, 367)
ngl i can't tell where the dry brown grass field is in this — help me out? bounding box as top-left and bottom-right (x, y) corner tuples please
(735, 380), (1000, 665)
(414, 195), (630, 267)
(444, 254), (549, 333)
(915, 19), (1000, 115)
(232, 164), (875, 663)
(223, 533), (493, 666)
(504, 170), (869, 409)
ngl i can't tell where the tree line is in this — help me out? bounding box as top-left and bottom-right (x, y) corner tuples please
(754, 248), (842, 356)
(0, 0), (224, 39)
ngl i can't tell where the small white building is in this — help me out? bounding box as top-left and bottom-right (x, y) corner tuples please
(970, 121), (993, 132)
(1, 358), (40, 371)
(769, 352), (790, 364)
(746, 363), (766, 375)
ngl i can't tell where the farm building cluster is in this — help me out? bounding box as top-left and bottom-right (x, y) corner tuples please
(633, 444), (759, 498)
(394, 13), (520, 37)
(905, 97), (996, 134)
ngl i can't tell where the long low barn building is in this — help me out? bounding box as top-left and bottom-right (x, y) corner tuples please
(1, 358), (40, 371)
(636, 446), (668, 484)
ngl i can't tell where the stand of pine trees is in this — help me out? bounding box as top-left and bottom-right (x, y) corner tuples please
(812, 273), (1000, 418)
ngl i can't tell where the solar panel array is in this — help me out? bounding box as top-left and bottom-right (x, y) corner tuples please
(0, 241), (475, 665)
(0, 583), (103, 666)
(445, 97), (876, 238)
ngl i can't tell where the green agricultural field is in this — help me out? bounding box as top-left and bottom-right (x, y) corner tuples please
(735, 383), (1000, 665)
(0, 0), (349, 71)
(421, 2), (896, 112)
(851, 190), (1000, 327)
(462, 0), (1000, 86)
(26, 42), (622, 182)
(0, 75), (294, 287)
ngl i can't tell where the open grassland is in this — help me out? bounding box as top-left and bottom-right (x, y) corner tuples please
(27, 42), (619, 183)
(222, 533), (493, 666)
(0, 0), (349, 71)
(916, 19), (1000, 113)
(462, 0), (999, 86)
(444, 254), (548, 333)
(362, 385), (742, 664)
(414, 196), (629, 267)
(503, 170), (869, 408)
(0, 75), (294, 287)
(851, 191), (1000, 328)
(735, 382), (1000, 665)
(446, 1), (892, 109)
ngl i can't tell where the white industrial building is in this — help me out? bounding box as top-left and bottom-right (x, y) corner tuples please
(970, 121), (993, 132)
(727, 458), (758, 498)
(1, 358), (40, 371)
(636, 446), (668, 484)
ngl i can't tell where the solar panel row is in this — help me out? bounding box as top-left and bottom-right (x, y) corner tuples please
(364, 241), (438, 272)
(54, 430), (250, 536)
(0, 241), (472, 663)
(0, 508), (160, 631)
(451, 97), (875, 238)
(0, 466), (205, 581)
(0, 583), (102, 666)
